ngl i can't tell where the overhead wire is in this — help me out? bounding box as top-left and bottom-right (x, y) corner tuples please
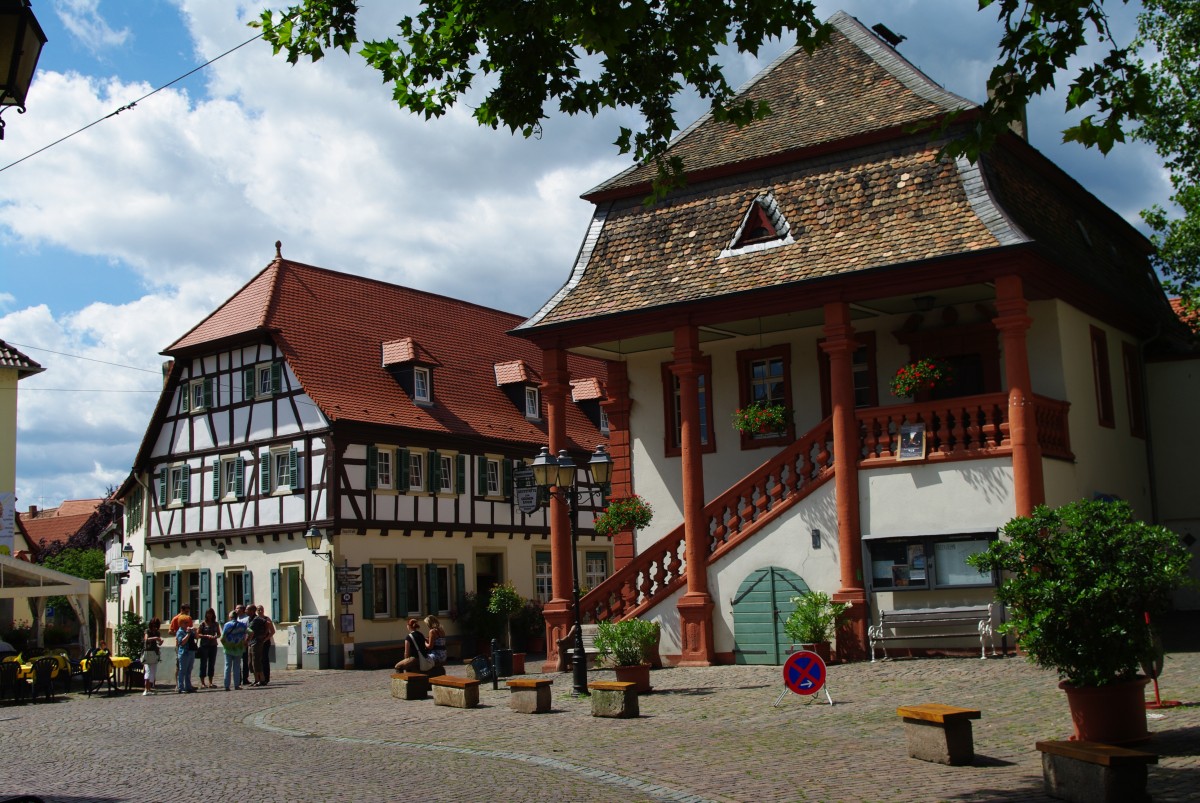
(0, 27), (266, 175)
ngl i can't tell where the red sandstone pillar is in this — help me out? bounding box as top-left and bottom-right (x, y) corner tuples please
(671, 325), (715, 666)
(600, 361), (636, 569)
(540, 347), (573, 672)
(994, 275), (1044, 516)
(821, 302), (868, 661)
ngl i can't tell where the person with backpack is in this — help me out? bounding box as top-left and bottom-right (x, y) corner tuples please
(220, 609), (248, 691)
(175, 624), (198, 693)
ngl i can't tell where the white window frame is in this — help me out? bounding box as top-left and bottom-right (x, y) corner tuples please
(407, 449), (425, 492)
(190, 380), (208, 412)
(220, 456), (242, 501)
(485, 459), (501, 496)
(414, 366), (431, 403)
(524, 386), (540, 419)
(534, 550), (552, 604)
(270, 447), (297, 495)
(584, 550), (610, 592)
(257, 361), (282, 398)
(372, 562), (394, 619)
(599, 407), (610, 435)
(438, 453), (454, 494)
(376, 448), (394, 491)
(169, 464), (188, 507)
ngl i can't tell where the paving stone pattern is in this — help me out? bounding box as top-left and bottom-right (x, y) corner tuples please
(2, 648), (1198, 803)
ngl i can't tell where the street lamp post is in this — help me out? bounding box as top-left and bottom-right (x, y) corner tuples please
(0, 0), (48, 140)
(531, 444), (612, 695)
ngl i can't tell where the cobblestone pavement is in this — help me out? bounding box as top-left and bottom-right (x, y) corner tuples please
(2, 646), (1198, 803)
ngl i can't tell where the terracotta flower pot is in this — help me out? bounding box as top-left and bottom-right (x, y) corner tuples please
(1059, 676), (1150, 744)
(799, 642), (831, 665)
(613, 663), (652, 694)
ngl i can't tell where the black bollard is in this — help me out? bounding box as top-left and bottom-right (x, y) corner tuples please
(490, 638), (499, 691)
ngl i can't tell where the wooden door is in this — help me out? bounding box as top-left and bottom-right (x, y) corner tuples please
(731, 567), (810, 664)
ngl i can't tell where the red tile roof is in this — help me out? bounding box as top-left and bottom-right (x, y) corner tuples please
(494, 360), (531, 385)
(15, 499), (106, 551)
(570, 378), (605, 402)
(0, 339), (45, 378)
(382, 338), (418, 366)
(162, 258), (606, 450)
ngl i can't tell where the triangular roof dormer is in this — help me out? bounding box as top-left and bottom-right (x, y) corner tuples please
(720, 193), (794, 257)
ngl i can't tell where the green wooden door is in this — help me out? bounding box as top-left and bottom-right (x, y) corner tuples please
(732, 567), (810, 665)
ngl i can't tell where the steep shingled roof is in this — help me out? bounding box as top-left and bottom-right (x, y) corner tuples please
(0, 340), (45, 378)
(161, 258), (606, 450)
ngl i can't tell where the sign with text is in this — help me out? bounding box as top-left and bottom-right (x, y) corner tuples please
(513, 464), (541, 515)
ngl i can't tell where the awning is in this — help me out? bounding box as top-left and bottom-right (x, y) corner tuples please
(0, 553), (93, 653)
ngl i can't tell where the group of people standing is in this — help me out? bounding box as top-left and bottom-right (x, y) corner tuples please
(140, 602), (276, 694)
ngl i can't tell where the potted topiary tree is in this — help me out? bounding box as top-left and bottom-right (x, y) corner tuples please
(594, 618), (660, 693)
(967, 499), (1193, 743)
(487, 581), (525, 676)
(782, 590), (850, 664)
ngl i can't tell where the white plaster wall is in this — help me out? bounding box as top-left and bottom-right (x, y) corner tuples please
(860, 460), (1015, 537)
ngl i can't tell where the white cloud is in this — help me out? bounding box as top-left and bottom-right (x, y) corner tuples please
(53, 0), (131, 53)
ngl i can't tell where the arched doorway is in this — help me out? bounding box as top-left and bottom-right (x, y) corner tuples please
(731, 567), (809, 664)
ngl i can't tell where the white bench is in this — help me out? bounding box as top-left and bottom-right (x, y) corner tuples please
(869, 604), (996, 661)
(554, 624), (601, 672)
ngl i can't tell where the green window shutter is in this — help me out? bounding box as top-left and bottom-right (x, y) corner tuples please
(270, 569), (281, 622)
(476, 457), (487, 495)
(362, 564), (375, 620)
(180, 384), (190, 413)
(426, 451), (438, 492)
(199, 568), (211, 613)
(144, 574), (155, 622)
(212, 460), (221, 500)
(235, 457), (245, 499)
(243, 571), (254, 605)
(243, 367), (255, 399)
(271, 361), (283, 394)
(157, 469), (167, 507)
(180, 466), (190, 504)
(398, 449), (410, 492)
(366, 446), (378, 489)
(455, 563), (466, 615)
(288, 569), (301, 622)
(456, 454), (466, 494)
(260, 451), (270, 494)
(395, 566), (407, 617)
(288, 448), (299, 490)
(203, 377), (214, 408)
(502, 460), (513, 501)
(169, 570), (180, 615)
(216, 573), (225, 617)
(426, 563), (438, 613)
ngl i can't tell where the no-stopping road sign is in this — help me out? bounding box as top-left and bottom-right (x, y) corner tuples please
(782, 650), (827, 695)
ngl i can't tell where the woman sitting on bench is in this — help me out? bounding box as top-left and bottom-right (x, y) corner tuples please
(394, 618), (439, 674)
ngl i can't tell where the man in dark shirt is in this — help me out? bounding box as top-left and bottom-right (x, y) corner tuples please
(246, 606), (269, 686)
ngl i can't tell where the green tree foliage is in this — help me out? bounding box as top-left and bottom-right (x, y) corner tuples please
(257, 1), (1151, 195)
(1131, 0), (1200, 322)
(43, 547), (106, 581)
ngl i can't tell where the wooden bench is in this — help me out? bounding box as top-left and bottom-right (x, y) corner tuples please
(869, 605), (996, 661)
(507, 677), (553, 714)
(555, 624), (601, 672)
(896, 703), (981, 766)
(360, 643), (405, 670)
(430, 675), (481, 708)
(588, 681), (638, 718)
(1036, 740), (1156, 803)
(390, 672), (429, 700)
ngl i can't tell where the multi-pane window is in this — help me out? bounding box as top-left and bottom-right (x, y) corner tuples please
(191, 380), (208, 411)
(402, 565), (422, 616)
(439, 454), (454, 493)
(377, 449), (393, 489)
(433, 564), (451, 613)
(258, 362), (281, 397)
(260, 448), (299, 494)
(534, 551), (552, 603)
(408, 451), (424, 491)
(414, 366), (431, 402)
(217, 456), (244, 501)
(662, 358), (715, 456)
(372, 565), (392, 618)
(737, 345), (792, 445)
(186, 570), (201, 615)
(181, 377), (213, 413)
(274, 452), (291, 491)
(169, 465), (189, 505)
(486, 459), (501, 496)
(1090, 326), (1115, 428)
(584, 552), (609, 591)
(159, 572), (172, 621)
(524, 386), (540, 418)
(600, 407), (610, 435)
(748, 356), (785, 406)
(225, 571), (246, 612)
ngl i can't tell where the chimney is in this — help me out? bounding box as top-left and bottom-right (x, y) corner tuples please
(162, 359), (174, 388)
(28, 505), (38, 517)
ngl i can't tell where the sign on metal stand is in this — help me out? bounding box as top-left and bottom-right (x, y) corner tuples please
(773, 650), (833, 707)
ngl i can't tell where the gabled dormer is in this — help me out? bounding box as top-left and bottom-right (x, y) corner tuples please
(495, 360), (541, 420)
(571, 377), (609, 434)
(384, 337), (437, 405)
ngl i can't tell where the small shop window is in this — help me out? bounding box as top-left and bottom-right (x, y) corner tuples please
(868, 534), (994, 590)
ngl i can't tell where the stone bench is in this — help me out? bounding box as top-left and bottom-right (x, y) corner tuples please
(390, 672), (429, 700)
(430, 675), (481, 709)
(896, 703), (981, 765)
(588, 681), (638, 718)
(1036, 740), (1157, 803)
(507, 677), (552, 714)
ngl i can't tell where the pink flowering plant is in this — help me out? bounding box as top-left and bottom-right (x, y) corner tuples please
(732, 400), (790, 434)
(889, 358), (953, 399)
(593, 495), (654, 537)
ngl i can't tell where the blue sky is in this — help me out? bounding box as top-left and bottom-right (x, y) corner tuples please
(0, 1), (1172, 509)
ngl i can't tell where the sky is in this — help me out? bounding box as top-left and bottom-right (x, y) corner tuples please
(0, 0), (1171, 510)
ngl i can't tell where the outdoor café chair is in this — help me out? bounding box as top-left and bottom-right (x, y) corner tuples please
(0, 658), (27, 703)
(85, 654), (117, 697)
(29, 656), (58, 702)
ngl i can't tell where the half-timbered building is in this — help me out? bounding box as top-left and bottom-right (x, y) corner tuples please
(514, 11), (1197, 667)
(116, 248), (607, 669)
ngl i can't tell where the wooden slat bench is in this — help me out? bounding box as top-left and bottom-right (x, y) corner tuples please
(507, 677), (553, 714)
(1036, 740), (1156, 803)
(897, 703), (982, 766)
(869, 604), (995, 661)
(430, 675), (481, 708)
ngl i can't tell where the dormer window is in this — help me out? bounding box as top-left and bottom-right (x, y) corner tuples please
(719, 192), (794, 258)
(525, 386), (540, 419)
(182, 378), (213, 413)
(414, 366), (431, 403)
(737, 204), (779, 246)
